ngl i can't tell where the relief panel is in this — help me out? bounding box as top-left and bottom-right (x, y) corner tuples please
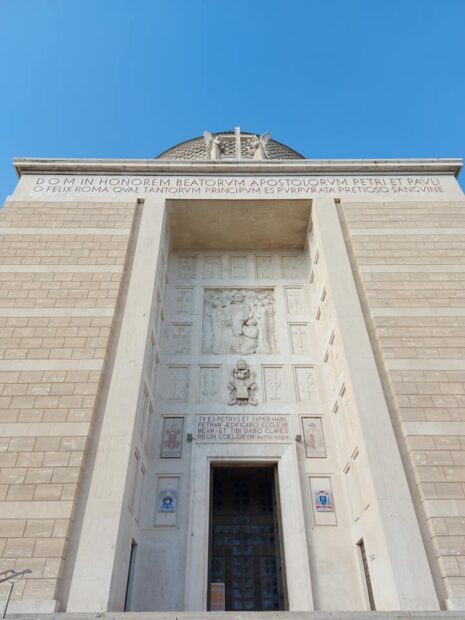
(175, 288), (193, 314)
(168, 323), (191, 355)
(203, 289), (276, 355)
(204, 256), (222, 279)
(289, 323), (310, 354)
(285, 287), (305, 314)
(200, 366), (220, 402)
(302, 417), (326, 458)
(255, 255), (274, 279)
(263, 366), (284, 402)
(161, 416), (184, 458)
(167, 366), (189, 402)
(177, 256), (196, 280)
(294, 366), (318, 401)
(230, 256), (248, 279)
(282, 256), (303, 279)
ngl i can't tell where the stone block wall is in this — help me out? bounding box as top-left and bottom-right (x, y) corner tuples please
(0, 200), (136, 607)
(340, 200), (465, 607)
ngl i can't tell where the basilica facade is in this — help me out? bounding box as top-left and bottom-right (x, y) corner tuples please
(0, 129), (464, 616)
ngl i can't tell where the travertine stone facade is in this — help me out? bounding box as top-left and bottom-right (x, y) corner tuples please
(0, 148), (464, 616)
(340, 200), (465, 607)
(0, 200), (137, 610)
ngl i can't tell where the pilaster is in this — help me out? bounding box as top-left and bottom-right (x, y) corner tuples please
(66, 199), (166, 612)
(311, 197), (439, 610)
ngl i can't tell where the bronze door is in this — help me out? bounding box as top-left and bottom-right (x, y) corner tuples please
(209, 467), (284, 611)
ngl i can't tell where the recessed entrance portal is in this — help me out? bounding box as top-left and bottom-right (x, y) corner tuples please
(208, 466), (285, 611)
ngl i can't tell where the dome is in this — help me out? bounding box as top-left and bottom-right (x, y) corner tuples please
(155, 129), (304, 161)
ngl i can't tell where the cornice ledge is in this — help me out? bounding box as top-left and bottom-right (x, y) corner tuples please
(13, 157), (463, 177)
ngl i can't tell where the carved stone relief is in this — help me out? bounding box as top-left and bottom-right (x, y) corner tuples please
(302, 417), (326, 458)
(263, 366), (284, 401)
(289, 323), (309, 354)
(177, 256), (196, 280)
(255, 256), (274, 279)
(175, 288), (193, 313)
(161, 417), (184, 458)
(230, 256), (248, 279)
(204, 256), (222, 279)
(295, 366), (317, 401)
(168, 324), (191, 354)
(203, 289), (276, 355)
(285, 287), (304, 314)
(168, 366), (189, 401)
(228, 359), (257, 406)
(282, 256), (302, 279)
(200, 366), (220, 402)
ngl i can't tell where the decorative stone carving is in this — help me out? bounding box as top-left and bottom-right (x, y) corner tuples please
(295, 366), (317, 401)
(161, 417), (184, 458)
(203, 130), (225, 160)
(285, 287), (304, 313)
(203, 289), (276, 355)
(177, 256), (196, 280)
(158, 127), (304, 160)
(256, 256), (274, 279)
(289, 323), (308, 354)
(282, 256), (301, 279)
(249, 132), (270, 160)
(263, 366), (283, 401)
(175, 288), (193, 313)
(230, 256), (248, 278)
(169, 323), (191, 354)
(302, 417), (326, 458)
(168, 366), (189, 401)
(228, 359), (257, 406)
(200, 366), (220, 402)
(204, 256), (222, 279)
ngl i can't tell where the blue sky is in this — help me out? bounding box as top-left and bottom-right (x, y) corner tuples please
(1, 0), (464, 200)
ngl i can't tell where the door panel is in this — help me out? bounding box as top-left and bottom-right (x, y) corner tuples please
(209, 467), (283, 611)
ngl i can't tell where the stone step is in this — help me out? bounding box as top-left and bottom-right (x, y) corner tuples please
(6, 613), (465, 620)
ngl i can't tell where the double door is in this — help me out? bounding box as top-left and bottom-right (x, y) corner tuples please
(208, 466), (285, 611)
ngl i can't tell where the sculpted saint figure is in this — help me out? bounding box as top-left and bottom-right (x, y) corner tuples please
(252, 297), (275, 354)
(203, 130), (225, 160)
(249, 132), (270, 160)
(232, 318), (258, 355)
(203, 289), (276, 355)
(229, 292), (250, 336)
(228, 359), (257, 405)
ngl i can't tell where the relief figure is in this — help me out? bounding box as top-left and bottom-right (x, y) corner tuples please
(228, 359), (257, 406)
(203, 289), (276, 355)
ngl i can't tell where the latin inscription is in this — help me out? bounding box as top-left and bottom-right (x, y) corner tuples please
(196, 414), (289, 442)
(30, 174), (446, 197)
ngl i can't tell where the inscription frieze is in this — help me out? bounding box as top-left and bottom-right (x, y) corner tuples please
(195, 414), (289, 442)
(28, 174), (448, 200)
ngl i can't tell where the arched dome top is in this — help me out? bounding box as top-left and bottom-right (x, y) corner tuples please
(155, 129), (304, 161)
